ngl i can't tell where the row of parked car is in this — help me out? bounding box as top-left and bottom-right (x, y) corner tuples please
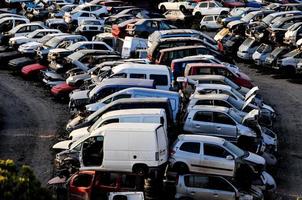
(0, 0), (281, 200)
(215, 3), (302, 74)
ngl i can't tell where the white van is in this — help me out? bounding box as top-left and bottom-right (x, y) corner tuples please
(76, 123), (168, 174)
(122, 36), (148, 59)
(109, 63), (172, 90)
(53, 109), (168, 150)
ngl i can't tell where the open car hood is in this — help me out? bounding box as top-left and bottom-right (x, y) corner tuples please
(242, 94), (256, 110)
(242, 109), (259, 123)
(245, 86), (259, 101)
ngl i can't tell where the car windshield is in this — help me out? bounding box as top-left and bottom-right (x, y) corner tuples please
(231, 88), (245, 100)
(67, 43), (83, 51)
(44, 37), (63, 48)
(224, 77), (240, 90)
(271, 47), (285, 57)
(257, 44), (267, 53)
(284, 49), (301, 57)
(228, 108), (243, 124)
(83, 20), (101, 25)
(27, 30), (40, 38)
(223, 141), (246, 157)
(262, 14), (275, 25)
(216, 1), (223, 7)
(241, 12), (257, 22)
(67, 51), (84, 61)
(87, 115), (104, 133)
(242, 37), (255, 47)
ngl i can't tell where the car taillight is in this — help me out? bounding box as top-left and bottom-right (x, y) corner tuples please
(155, 152), (159, 161)
(218, 41), (224, 52)
(175, 175), (179, 184)
(171, 62), (175, 72)
(147, 54), (152, 61)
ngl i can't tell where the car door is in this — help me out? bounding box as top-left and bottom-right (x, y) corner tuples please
(212, 112), (237, 140)
(69, 172), (94, 200)
(188, 111), (214, 134)
(183, 175), (214, 199)
(201, 143), (235, 176)
(207, 177), (236, 200)
(178, 142), (201, 172)
(208, 2), (218, 15)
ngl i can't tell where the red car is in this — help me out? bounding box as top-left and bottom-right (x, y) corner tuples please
(21, 63), (47, 78)
(51, 82), (76, 97)
(222, 0), (245, 8)
(184, 63), (253, 88)
(68, 171), (144, 200)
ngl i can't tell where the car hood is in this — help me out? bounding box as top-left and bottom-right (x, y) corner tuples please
(245, 86), (259, 101)
(70, 90), (89, 100)
(242, 94), (256, 110)
(44, 71), (64, 80)
(69, 126), (89, 141)
(11, 36), (27, 41)
(52, 140), (73, 150)
(242, 109), (259, 123)
(19, 41), (42, 49)
(66, 115), (85, 132)
(49, 48), (70, 54)
(243, 152), (265, 166)
(227, 20), (246, 28)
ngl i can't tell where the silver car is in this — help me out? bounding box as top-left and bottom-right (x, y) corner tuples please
(175, 174), (264, 200)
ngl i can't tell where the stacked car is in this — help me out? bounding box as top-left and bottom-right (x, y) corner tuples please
(0, 0), (282, 199)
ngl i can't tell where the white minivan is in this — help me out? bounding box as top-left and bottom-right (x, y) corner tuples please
(108, 63), (172, 90)
(75, 123), (168, 174)
(52, 108), (168, 150)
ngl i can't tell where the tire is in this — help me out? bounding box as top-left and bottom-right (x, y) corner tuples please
(160, 5), (167, 13)
(220, 11), (229, 16)
(200, 25), (207, 31)
(173, 162), (189, 174)
(133, 164), (148, 176)
(194, 12), (202, 19)
(180, 5), (186, 13)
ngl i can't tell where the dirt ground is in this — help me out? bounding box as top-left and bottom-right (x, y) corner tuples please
(0, 70), (69, 185)
(236, 62), (302, 199)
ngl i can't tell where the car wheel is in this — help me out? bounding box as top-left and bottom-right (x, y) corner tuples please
(195, 12), (202, 19)
(174, 162), (189, 174)
(180, 6), (186, 13)
(133, 164), (148, 176)
(200, 25), (207, 31)
(220, 11), (229, 17)
(160, 5), (167, 13)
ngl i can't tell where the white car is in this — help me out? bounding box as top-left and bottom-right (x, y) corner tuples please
(200, 15), (222, 30)
(18, 33), (68, 55)
(71, 3), (108, 17)
(237, 37), (260, 60)
(170, 134), (265, 177)
(158, 0), (197, 13)
(193, 1), (230, 17)
(63, 11), (96, 24)
(277, 48), (302, 72)
(4, 22), (47, 38)
(75, 19), (104, 33)
(9, 29), (61, 47)
(252, 43), (272, 66)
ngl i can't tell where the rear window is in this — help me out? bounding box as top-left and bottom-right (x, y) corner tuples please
(150, 74), (168, 86)
(130, 73), (146, 79)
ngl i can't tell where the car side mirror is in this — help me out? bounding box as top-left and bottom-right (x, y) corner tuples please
(226, 155), (233, 160)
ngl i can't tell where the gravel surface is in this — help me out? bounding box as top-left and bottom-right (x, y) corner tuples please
(236, 62), (302, 199)
(0, 70), (69, 185)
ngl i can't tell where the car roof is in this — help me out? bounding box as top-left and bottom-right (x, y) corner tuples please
(112, 63), (169, 73)
(92, 123), (162, 134)
(186, 63), (225, 68)
(196, 83), (231, 90)
(187, 74), (225, 81)
(191, 105), (230, 112)
(190, 93), (230, 101)
(173, 55), (215, 63)
(160, 45), (206, 52)
(101, 108), (165, 119)
(178, 134), (226, 145)
(159, 37), (203, 43)
(98, 78), (155, 87)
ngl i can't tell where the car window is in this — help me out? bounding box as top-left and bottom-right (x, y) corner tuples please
(159, 22), (170, 29)
(30, 25), (40, 32)
(213, 100), (231, 108)
(203, 16), (213, 22)
(94, 44), (108, 50)
(184, 175), (209, 188)
(151, 21), (158, 28)
(113, 94), (132, 100)
(98, 172), (118, 187)
(18, 26), (27, 33)
(150, 74), (168, 86)
(111, 73), (127, 78)
(193, 111), (213, 122)
(130, 73), (146, 79)
(120, 175), (140, 189)
(179, 142), (200, 154)
(204, 143), (229, 158)
(100, 118), (119, 127)
(72, 174), (93, 187)
(209, 2), (216, 7)
(195, 100), (213, 106)
(199, 2), (207, 8)
(208, 177), (235, 192)
(213, 112), (236, 125)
